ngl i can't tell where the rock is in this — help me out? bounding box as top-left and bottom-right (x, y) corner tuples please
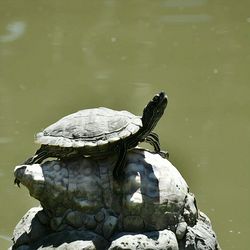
(66, 211), (83, 228)
(12, 149), (220, 250)
(94, 211), (105, 223)
(14, 164), (44, 199)
(82, 214), (97, 229)
(53, 241), (96, 250)
(108, 229), (178, 250)
(121, 150), (192, 232)
(183, 212), (221, 250)
(102, 216), (118, 239)
(12, 207), (49, 248)
(122, 215), (144, 231)
(176, 221), (188, 240)
(14, 157), (113, 215)
(30, 230), (109, 250)
(36, 210), (49, 225)
(183, 193), (198, 226)
(14, 245), (30, 250)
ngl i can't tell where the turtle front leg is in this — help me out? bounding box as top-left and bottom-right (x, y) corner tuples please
(113, 142), (127, 180)
(145, 132), (169, 159)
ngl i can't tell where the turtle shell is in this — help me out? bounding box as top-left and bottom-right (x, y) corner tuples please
(35, 107), (142, 148)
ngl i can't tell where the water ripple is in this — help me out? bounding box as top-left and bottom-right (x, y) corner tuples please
(160, 14), (212, 24)
(163, 0), (208, 8)
(0, 21), (26, 43)
(0, 137), (13, 144)
(0, 234), (12, 242)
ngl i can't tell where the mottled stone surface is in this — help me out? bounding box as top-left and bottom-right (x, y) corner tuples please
(121, 150), (196, 232)
(11, 209), (109, 250)
(12, 149), (220, 250)
(11, 208), (219, 250)
(12, 207), (48, 248)
(184, 212), (220, 250)
(14, 157), (114, 213)
(109, 230), (178, 250)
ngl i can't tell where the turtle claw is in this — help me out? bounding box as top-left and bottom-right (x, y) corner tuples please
(14, 178), (21, 188)
(158, 150), (169, 159)
(23, 156), (35, 165)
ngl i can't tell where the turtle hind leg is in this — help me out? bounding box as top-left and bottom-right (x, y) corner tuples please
(23, 145), (52, 165)
(113, 142), (127, 181)
(145, 132), (169, 159)
(145, 132), (160, 151)
(23, 150), (49, 164)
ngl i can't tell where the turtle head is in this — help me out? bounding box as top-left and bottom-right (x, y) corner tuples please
(142, 91), (168, 131)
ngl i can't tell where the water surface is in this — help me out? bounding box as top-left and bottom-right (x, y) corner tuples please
(1, 1), (249, 249)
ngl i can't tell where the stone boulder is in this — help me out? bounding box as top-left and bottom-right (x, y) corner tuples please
(11, 149), (220, 250)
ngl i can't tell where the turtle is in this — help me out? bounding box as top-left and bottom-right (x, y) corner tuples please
(22, 91), (168, 179)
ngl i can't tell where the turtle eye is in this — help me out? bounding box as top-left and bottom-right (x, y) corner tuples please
(72, 134), (77, 139)
(153, 95), (159, 102)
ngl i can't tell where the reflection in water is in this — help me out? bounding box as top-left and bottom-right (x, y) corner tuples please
(162, 0), (211, 24)
(0, 21), (26, 43)
(164, 0), (208, 8)
(0, 234), (11, 242)
(51, 26), (64, 63)
(0, 137), (13, 144)
(160, 14), (212, 23)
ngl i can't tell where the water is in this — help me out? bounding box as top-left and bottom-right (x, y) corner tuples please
(1, 1), (249, 249)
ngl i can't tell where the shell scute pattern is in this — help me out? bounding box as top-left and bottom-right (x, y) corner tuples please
(36, 108), (142, 148)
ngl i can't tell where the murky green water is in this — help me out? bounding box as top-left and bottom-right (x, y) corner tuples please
(1, 1), (249, 249)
